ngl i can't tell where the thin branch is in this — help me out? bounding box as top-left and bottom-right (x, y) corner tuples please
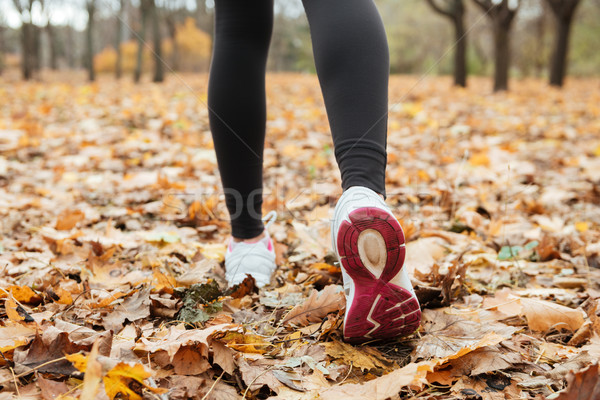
(425, 0), (454, 18)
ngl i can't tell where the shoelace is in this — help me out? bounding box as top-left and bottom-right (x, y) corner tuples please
(263, 210), (277, 231)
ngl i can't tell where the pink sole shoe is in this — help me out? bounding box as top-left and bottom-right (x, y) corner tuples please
(337, 207), (421, 343)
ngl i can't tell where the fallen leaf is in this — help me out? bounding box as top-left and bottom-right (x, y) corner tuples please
(102, 288), (151, 333)
(552, 363), (600, 400)
(171, 346), (211, 375)
(36, 374), (70, 400)
(283, 285), (344, 327)
(103, 362), (166, 400)
(237, 356), (282, 392)
(323, 340), (395, 371)
(316, 360), (430, 400)
(413, 309), (518, 361)
(56, 209), (85, 230)
(521, 298), (585, 332)
(80, 340), (103, 400)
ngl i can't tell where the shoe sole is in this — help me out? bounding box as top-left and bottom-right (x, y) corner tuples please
(337, 207), (421, 343)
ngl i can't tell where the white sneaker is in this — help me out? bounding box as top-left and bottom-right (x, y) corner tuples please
(224, 211), (277, 288)
(332, 186), (421, 343)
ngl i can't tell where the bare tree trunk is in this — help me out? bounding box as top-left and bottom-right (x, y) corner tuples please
(165, 15), (179, 71)
(150, 0), (164, 82)
(33, 24), (41, 72)
(46, 23), (58, 70)
(21, 22), (34, 80)
(534, 2), (548, 78)
(0, 25), (5, 75)
(425, 0), (467, 87)
(473, 0), (518, 92)
(134, 0), (150, 83)
(86, 0), (96, 81)
(66, 25), (76, 69)
(115, 0), (126, 79)
(493, 21), (510, 91)
(453, 14), (467, 87)
(547, 0), (580, 87)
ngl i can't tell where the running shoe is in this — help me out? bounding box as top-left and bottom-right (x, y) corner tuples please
(332, 186), (421, 343)
(224, 211), (277, 288)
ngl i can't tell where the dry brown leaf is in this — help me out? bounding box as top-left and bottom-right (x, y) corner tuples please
(36, 374), (70, 400)
(444, 345), (522, 376)
(55, 209), (86, 230)
(521, 298), (585, 332)
(552, 363), (600, 400)
(211, 340), (236, 375)
(283, 285), (344, 327)
(316, 360), (431, 400)
(413, 309), (518, 361)
(451, 376), (519, 400)
(102, 288), (151, 333)
(171, 346), (211, 375)
(237, 356), (282, 393)
(323, 340), (395, 371)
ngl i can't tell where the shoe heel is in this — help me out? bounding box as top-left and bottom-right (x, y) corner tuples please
(337, 207), (421, 341)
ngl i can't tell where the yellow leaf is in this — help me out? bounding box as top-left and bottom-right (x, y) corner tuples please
(199, 243), (227, 262)
(219, 331), (270, 354)
(468, 151), (490, 167)
(55, 288), (74, 305)
(104, 363), (166, 400)
(575, 221), (589, 232)
(66, 352), (88, 372)
(5, 298), (24, 322)
(152, 270), (176, 295)
(67, 352), (166, 400)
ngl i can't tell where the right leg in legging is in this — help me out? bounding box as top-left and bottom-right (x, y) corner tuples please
(302, 0), (389, 197)
(208, 0), (273, 240)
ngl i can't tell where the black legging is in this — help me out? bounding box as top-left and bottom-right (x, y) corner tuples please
(208, 0), (389, 239)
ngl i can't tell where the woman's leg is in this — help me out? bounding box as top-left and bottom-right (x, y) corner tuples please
(304, 0), (421, 342)
(208, 0), (273, 240)
(302, 0), (389, 197)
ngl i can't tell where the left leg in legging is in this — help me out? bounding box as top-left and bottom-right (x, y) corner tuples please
(208, 0), (274, 240)
(302, 0), (390, 197)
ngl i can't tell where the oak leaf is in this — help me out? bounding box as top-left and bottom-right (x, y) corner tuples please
(283, 285), (344, 327)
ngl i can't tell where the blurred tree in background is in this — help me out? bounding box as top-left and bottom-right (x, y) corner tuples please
(115, 0), (127, 79)
(425, 0), (467, 87)
(546, 0), (581, 87)
(85, 0), (95, 81)
(0, 0), (597, 88)
(473, 0), (520, 92)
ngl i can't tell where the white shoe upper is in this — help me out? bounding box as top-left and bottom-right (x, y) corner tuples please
(224, 211), (277, 288)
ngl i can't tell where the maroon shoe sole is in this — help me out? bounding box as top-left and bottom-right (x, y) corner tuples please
(337, 207), (421, 343)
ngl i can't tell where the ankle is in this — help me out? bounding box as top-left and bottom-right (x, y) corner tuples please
(232, 231), (266, 244)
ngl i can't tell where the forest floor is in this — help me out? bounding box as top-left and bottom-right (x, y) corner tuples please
(1, 73), (600, 400)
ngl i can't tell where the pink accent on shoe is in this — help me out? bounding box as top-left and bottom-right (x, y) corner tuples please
(338, 207), (421, 343)
(267, 239), (273, 252)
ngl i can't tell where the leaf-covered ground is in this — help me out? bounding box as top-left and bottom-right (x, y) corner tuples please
(1, 73), (600, 399)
